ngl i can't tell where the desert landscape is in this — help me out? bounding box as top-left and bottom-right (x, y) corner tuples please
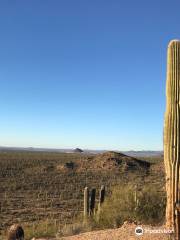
(1, 1), (180, 240)
(0, 150), (166, 239)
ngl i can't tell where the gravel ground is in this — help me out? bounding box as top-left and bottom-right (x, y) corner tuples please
(58, 222), (173, 240)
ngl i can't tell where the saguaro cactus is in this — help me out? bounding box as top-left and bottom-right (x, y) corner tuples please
(89, 188), (96, 215)
(8, 224), (24, 240)
(164, 40), (180, 234)
(98, 185), (105, 212)
(134, 185), (139, 210)
(84, 187), (89, 219)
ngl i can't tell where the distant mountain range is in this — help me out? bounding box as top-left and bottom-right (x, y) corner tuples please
(0, 146), (163, 157)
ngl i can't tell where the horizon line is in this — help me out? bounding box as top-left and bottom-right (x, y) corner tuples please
(0, 145), (163, 152)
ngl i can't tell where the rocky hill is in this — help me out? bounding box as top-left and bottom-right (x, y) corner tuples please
(78, 151), (150, 172)
(74, 148), (84, 153)
(57, 151), (150, 172)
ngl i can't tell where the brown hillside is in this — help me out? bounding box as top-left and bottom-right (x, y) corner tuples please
(78, 151), (150, 172)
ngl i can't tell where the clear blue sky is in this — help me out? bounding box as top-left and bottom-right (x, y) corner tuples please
(0, 0), (180, 150)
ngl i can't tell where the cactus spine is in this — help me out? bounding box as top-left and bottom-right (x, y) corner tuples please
(164, 40), (180, 233)
(84, 187), (89, 219)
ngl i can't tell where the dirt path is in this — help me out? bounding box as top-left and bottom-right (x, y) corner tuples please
(59, 222), (173, 240)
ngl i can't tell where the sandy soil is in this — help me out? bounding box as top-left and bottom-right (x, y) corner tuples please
(59, 222), (173, 240)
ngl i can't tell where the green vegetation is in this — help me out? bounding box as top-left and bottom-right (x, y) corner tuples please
(95, 184), (166, 228)
(22, 220), (59, 239)
(56, 184), (166, 238)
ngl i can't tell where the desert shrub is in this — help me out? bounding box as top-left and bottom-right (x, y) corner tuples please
(135, 185), (166, 223)
(57, 221), (92, 237)
(95, 184), (166, 228)
(22, 220), (58, 240)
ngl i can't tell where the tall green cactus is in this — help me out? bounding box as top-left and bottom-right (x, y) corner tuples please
(84, 187), (89, 219)
(98, 185), (105, 212)
(164, 39), (180, 234)
(89, 188), (96, 216)
(99, 185), (105, 204)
